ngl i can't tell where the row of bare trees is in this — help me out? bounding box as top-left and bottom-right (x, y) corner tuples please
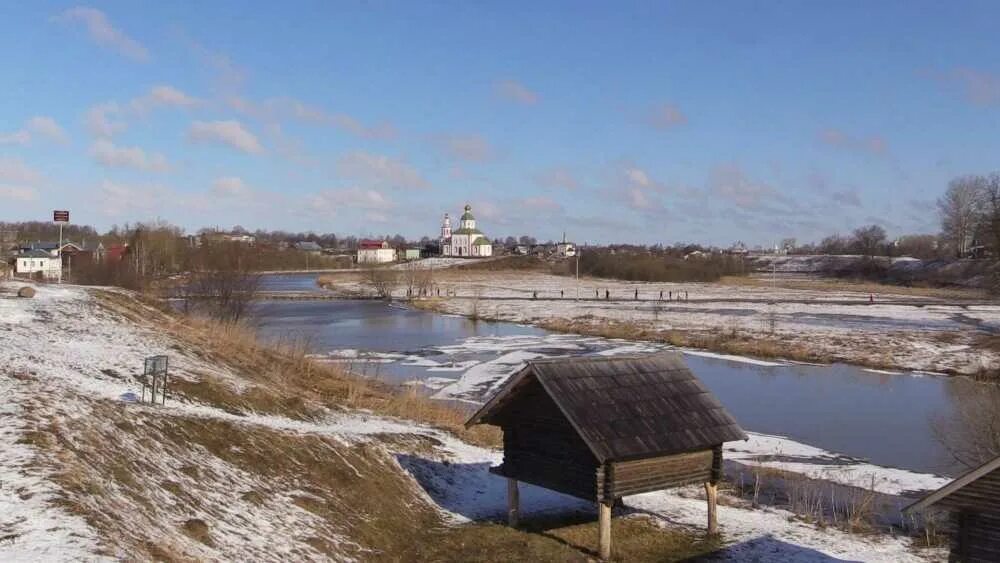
(937, 172), (1000, 257)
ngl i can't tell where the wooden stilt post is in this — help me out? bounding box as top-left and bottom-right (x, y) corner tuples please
(705, 481), (718, 535)
(506, 478), (519, 528)
(599, 501), (612, 560)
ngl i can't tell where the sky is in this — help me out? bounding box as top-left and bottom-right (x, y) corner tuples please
(1, 1), (999, 246)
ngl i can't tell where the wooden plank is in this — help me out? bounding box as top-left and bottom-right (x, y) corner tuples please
(706, 481), (718, 535)
(599, 501), (612, 560)
(507, 478), (519, 528)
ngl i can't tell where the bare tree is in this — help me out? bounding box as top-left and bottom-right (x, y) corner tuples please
(979, 172), (1000, 256)
(365, 266), (399, 299)
(183, 242), (262, 322)
(938, 175), (985, 257)
(851, 224), (887, 258)
(932, 384), (1000, 469)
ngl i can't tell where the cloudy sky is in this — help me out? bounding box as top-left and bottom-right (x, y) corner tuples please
(2, 2), (999, 245)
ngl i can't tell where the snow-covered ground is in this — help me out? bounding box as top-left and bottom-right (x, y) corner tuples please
(323, 270), (1000, 374)
(0, 282), (949, 561)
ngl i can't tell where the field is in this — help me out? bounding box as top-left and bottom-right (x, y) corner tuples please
(0, 281), (949, 561)
(318, 269), (1000, 376)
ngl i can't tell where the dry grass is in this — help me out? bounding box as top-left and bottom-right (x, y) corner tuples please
(93, 289), (500, 448)
(538, 317), (892, 369)
(720, 275), (987, 300)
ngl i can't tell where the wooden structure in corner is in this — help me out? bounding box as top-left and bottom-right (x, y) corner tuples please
(904, 455), (1000, 562)
(466, 352), (747, 559)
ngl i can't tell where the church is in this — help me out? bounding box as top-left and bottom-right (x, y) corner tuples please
(440, 204), (493, 257)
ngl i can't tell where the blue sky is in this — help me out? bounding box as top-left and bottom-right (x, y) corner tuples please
(1, 1), (999, 245)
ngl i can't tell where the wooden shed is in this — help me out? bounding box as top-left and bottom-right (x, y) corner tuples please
(466, 352), (747, 559)
(904, 455), (1000, 562)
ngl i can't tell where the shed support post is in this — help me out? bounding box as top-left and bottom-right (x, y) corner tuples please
(599, 501), (612, 560)
(705, 481), (718, 535)
(506, 478), (519, 528)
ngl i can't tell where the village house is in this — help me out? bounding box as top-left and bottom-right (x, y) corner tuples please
(15, 249), (61, 280)
(440, 205), (493, 258)
(357, 239), (396, 264)
(402, 248), (422, 261)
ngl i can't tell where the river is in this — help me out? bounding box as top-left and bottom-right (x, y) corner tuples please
(253, 273), (980, 478)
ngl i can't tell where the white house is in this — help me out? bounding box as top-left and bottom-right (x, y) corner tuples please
(357, 239), (396, 264)
(440, 204), (493, 258)
(16, 249), (61, 280)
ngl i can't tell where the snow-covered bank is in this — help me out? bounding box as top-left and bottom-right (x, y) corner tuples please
(0, 282), (949, 561)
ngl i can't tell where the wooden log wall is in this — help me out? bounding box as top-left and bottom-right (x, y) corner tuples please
(604, 449), (714, 500)
(937, 467), (1000, 562)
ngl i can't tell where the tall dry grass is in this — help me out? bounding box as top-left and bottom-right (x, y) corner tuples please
(93, 289), (500, 447)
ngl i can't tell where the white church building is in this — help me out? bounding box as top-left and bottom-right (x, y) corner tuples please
(440, 204), (493, 257)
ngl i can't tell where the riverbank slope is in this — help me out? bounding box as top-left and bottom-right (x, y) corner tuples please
(1, 281), (945, 561)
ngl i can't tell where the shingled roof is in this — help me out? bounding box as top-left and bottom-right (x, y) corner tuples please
(467, 352), (747, 462)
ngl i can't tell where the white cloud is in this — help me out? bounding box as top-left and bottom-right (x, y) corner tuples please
(55, 7), (149, 62)
(0, 116), (70, 145)
(130, 85), (201, 113)
(90, 139), (169, 172)
(928, 67), (1000, 107)
(646, 103), (688, 130)
(818, 128), (888, 157)
(309, 187), (395, 218)
(337, 151), (429, 189)
(97, 180), (166, 216)
(187, 120), (263, 154)
(0, 130), (31, 145)
(0, 157), (42, 185)
(0, 185), (38, 201)
(228, 96), (397, 140)
(85, 102), (127, 137)
(212, 176), (247, 197)
(27, 116), (69, 144)
(708, 163), (793, 212)
(494, 80), (539, 105)
(84, 86), (200, 139)
(437, 134), (494, 162)
(535, 167), (580, 190)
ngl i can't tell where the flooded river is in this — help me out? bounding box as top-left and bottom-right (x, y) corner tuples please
(253, 273), (979, 477)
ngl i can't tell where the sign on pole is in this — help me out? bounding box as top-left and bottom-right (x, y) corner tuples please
(53, 210), (69, 222)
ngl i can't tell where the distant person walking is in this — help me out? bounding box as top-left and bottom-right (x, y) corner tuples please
(533, 291), (538, 300)
(605, 289), (610, 300)
(560, 290), (564, 298)
(685, 291), (689, 301)
(669, 290), (672, 300)
(869, 293), (874, 304)
(659, 290), (663, 300)
(596, 289), (600, 299)
(634, 289), (639, 300)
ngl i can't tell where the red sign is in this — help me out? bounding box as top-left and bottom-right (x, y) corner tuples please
(53, 210), (69, 222)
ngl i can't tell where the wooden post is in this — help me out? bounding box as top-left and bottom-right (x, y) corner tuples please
(506, 478), (519, 528)
(599, 501), (612, 560)
(705, 481), (718, 535)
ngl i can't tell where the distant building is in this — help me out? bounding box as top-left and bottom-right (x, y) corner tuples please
(440, 205), (493, 258)
(727, 241), (749, 256)
(357, 239), (396, 264)
(402, 248), (422, 261)
(15, 249), (60, 280)
(294, 241), (323, 253)
(201, 232), (256, 246)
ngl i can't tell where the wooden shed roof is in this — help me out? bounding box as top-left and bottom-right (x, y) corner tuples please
(467, 352), (748, 463)
(903, 455), (1000, 514)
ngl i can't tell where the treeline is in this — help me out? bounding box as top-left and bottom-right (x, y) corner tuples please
(556, 248), (747, 283)
(937, 172), (1000, 258)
